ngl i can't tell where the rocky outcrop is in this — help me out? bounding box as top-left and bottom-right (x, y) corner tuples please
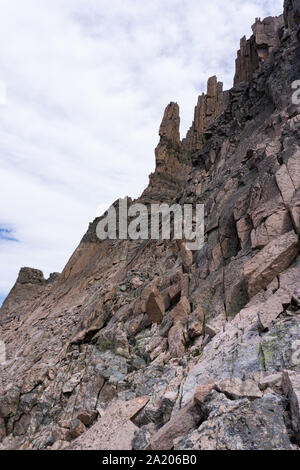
(16, 268), (45, 285)
(158, 102), (180, 146)
(234, 16), (284, 86)
(0, 268), (59, 324)
(146, 287), (165, 324)
(68, 397), (149, 450)
(175, 392), (293, 450)
(284, 0), (300, 29)
(183, 76), (228, 154)
(142, 102), (191, 202)
(0, 3), (300, 451)
(244, 231), (299, 297)
(147, 399), (201, 450)
(215, 377), (263, 400)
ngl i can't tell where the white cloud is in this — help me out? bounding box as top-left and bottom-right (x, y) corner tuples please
(0, 0), (284, 296)
(0, 80), (6, 106)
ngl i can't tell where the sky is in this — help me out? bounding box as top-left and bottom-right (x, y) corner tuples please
(0, 0), (284, 303)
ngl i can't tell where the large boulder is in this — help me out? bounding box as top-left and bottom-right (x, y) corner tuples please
(147, 400), (201, 450)
(244, 231), (299, 297)
(175, 392), (293, 450)
(215, 377), (263, 400)
(70, 397), (149, 450)
(171, 296), (191, 324)
(146, 288), (165, 324)
(168, 323), (186, 358)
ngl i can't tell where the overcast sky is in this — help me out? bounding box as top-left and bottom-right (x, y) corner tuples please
(0, 0), (283, 303)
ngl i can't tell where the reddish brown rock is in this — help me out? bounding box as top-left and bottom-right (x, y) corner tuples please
(244, 231), (299, 297)
(204, 324), (218, 339)
(140, 281), (159, 313)
(68, 419), (87, 440)
(234, 16), (283, 85)
(1, 1), (300, 453)
(158, 102), (180, 146)
(168, 323), (186, 358)
(216, 378), (263, 400)
(147, 400), (201, 450)
(251, 210), (293, 249)
(146, 288), (165, 324)
(52, 426), (71, 443)
(194, 383), (215, 405)
(171, 296), (191, 324)
(258, 294), (284, 330)
(0, 268), (47, 323)
(70, 397), (149, 450)
(183, 77), (226, 152)
(259, 373), (282, 391)
(180, 274), (190, 298)
(187, 318), (203, 339)
(236, 216), (252, 249)
(142, 103), (191, 203)
(276, 165), (295, 204)
(76, 409), (98, 427)
(174, 241), (193, 270)
(161, 283), (182, 310)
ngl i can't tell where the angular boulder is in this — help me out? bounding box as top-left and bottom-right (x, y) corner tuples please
(76, 409), (99, 427)
(171, 296), (191, 324)
(244, 231), (299, 297)
(146, 288), (165, 324)
(276, 165), (295, 204)
(147, 400), (201, 450)
(168, 323), (186, 358)
(215, 377), (263, 400)
(175, 392), (293, 450)
(70, 397), (149, 450)
(194, 383), (216, 405)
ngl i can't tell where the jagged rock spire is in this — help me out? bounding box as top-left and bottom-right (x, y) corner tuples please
(155, 102), (181, 170)
(142, 102), (191, 202)
(2, 1), (300, 451)
(158, 102), (180, 146)
(234, 15), (284, 86)
(183, 76), (227, 152)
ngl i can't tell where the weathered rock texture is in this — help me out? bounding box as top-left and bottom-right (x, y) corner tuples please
(142, 102), (191, 202)
(183, 76), (228, 154)
(284, 0), (300, 28)
(234, 16), (284, 85)
(0, 268), (59, 325)
(0, 2), (300, 451)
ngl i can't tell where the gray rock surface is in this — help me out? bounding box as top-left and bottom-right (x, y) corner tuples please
(0, 3), (300, 451)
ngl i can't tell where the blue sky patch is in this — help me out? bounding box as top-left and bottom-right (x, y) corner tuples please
(0, 294), (6, 307)
(0, 228), (18, 242)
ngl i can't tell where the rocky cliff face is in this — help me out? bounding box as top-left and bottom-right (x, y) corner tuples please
(141, 102), (192, 203)
(183, 76), (228, 154)
(284, 0), (300, 28)
(0, 269), (59, 325)
(0, 2), (300, 450)
(234, 15), (284, 86)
